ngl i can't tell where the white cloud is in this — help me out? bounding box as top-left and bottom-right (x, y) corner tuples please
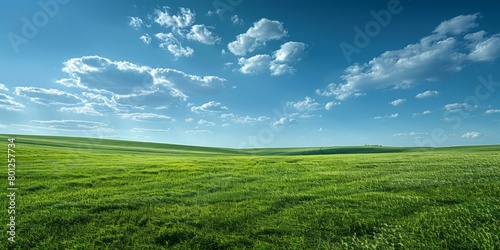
(191, 101), (228, 114)
(273, 42), (307, 63)
(0, 93), (25, 111)
(316, 13), (500, 100)
(485, 109), (500, 115)
(236, 115), (270, 124)
(155, 7), (195, 28)
(238, 54), (271, 74)
(238, 43), (306, 76)
(415, 90), (440, 99)
(228, 18), (287, 56)
(390, 98), (406, 106)
(129, 17), (144, 30)
(220, 113), (235, 119)
(413, 110), (432, 117)
(374, 113), (399, 120)
(394, 132), (428, 137)
(150, 68), (226, 95)
(0, 124), (5, 129)
(130, 128), (171, 133)
(140, 34), (152, 45)
(443, 103), (476, 113)
(185, 130), (213, 135)
(220, 113), (270, 124)
(231, 15), (244, 25)
(58, 55), (226, 110)
(30, 120), (114, 132)
(433, 13), (479, 35)
(462, 131), (480, 139)
(119, 113), (175, 122)
(155, 32), (194, 58)
(185, 118), (194, 122)
(272, 117), (298, 128)
(15, 87), (83, 106)
(269, 61), (295, 76)
(0, 83), (8, 91)
(467, 34), (500, 62)
(187, 24), (221, 45)
(197, 119), (216, 126)
(287, 96), (320, 112)
(59, 104), (104, 116)
(325, 101), (340, 110)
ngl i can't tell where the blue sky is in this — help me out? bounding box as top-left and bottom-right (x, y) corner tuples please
(1, 0), (500, 147)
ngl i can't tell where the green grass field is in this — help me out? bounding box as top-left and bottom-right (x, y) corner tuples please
(1, 134), (499, 249)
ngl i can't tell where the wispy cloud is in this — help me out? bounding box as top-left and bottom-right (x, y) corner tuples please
(0, 93), (25, 111)
(272, 117), (298, 128)
(485, 109), (500, 115)
(59, 104), (105, 116)
(443, 103), (476, 113)
(129, 17), (144, 30)
(287, 96), (321, 112)
(462, 131), (480, 139)
(191, 101), (228, 114)
(394, 132), (428, 137)
(187, 24), (220, 45)
(220, 113), (270, 124)
(374, 113), (399, 120)
(156, 32), (194, 58)
(231, 15), (244, 25)
(325, 101), (340, 110)
(415, 90), (440, 99)
(120, 113), (175, 122)
(140, 34), (152, 45)
(0, 83), (9, 91)
(130, 128), (171, 133)
(185, 129), (214, 135)
(197, 119), (216, 126)
(15, 87), (83, 106)
(316, 13), (500, 100)
(412, 110), (432, 117)
(29, 119), (114, 132)
(390, 98), (406, 106)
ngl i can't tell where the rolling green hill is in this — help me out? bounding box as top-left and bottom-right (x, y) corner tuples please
(7, 134), (495, 156)
(1, 134), (499, 249)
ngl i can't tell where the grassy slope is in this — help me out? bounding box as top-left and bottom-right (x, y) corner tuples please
(1, 134), (499, 249)
(3, 134), (470, 155)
